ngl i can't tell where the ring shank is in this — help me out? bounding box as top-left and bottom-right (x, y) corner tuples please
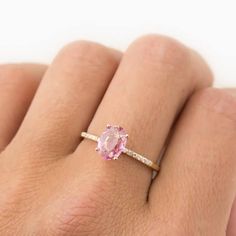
(81, 132), (160, 171)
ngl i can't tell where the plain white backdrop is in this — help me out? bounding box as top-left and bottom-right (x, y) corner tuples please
(0, 0), (235, 87)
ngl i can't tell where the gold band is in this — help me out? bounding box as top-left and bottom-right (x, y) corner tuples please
(81, 132), (160, 171)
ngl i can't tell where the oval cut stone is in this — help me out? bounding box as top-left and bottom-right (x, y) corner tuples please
(96, 125), (128, 160)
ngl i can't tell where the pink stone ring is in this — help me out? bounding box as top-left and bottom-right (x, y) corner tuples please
(81, 125), (160, 171)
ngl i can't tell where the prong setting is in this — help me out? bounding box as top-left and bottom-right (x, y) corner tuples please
(81, 130), (160, 171)
(96, 125), (128, 160)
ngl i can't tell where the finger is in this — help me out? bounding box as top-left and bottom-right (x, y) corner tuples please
(226, 89), (236, 236)
(9, 41), (121, 159)
(0, 64), (46, 152)
(150, 88), (236, 235)
(227, 197), (236, 236)
(76, 35), (213, 200)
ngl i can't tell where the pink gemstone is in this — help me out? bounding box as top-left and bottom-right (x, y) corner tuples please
(96, 125), (128, 160)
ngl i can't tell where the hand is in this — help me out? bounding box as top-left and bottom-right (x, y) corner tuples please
(0, 35), (235, 235)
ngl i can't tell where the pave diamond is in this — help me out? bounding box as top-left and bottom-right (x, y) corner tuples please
(96, 125), (128, 160)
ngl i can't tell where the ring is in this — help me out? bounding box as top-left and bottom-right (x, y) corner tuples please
(81, 124), (160, 171)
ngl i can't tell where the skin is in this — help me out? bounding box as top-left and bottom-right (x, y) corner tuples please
(0, 35), (235, 235)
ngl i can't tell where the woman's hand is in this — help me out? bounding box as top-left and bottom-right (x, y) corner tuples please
(0, 35), (235, 235)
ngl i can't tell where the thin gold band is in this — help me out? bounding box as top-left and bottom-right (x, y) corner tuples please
(81, 132), (160, 171)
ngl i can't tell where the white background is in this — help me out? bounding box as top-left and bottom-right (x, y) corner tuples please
(0, 0), (235, 87)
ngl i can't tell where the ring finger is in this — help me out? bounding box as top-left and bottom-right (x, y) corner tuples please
(77, 35), (213, 200)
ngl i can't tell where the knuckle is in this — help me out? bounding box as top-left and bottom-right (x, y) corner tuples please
(58, 40), (119, 70)
(43, 176), (133, 236)
(44, 180), (111, 235)
(192, 88), (236, 122)
(130, 34), (190, 70)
